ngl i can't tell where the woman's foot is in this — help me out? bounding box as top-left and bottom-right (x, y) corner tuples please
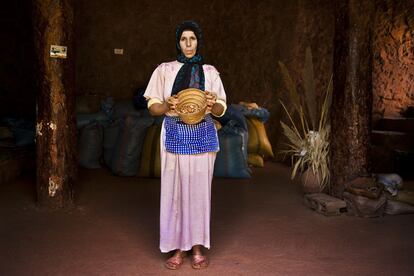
(165, 250), (185, 270)
(191, 245), (209, 269)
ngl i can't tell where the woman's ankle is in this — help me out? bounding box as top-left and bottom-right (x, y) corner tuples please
(192, 245), (203, 255)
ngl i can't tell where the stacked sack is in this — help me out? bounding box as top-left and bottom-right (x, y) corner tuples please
(137, 119), (163, 178)
(76, 94), (108, 129)
(342, 173), (414, 217)
(109, 114), (153, 176)
(101, 98), (159, 176)
(78, 121), (103, 169)
(377, 174), (414, 215)
(214, 104), (251, 178)
(133, 87), (165, 178)
(214, 119), (251, 178)
(1, 118), (35, 147)
(76, 94), (105, 169)
(76, 93), (156, 174)
(238, 102), (274, 168)
(76, 92), (273, 179)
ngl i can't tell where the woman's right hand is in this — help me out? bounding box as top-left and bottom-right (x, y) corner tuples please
(166, 96), (179, 111)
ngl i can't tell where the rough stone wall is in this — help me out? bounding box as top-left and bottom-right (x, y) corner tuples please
(373, 0), (414, 120)
(75, 0), (335, 156)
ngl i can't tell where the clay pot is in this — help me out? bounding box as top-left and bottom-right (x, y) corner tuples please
(301, 168), (322, 194)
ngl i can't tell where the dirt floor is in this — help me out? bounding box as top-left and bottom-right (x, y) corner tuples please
(1, 163), (413, 276)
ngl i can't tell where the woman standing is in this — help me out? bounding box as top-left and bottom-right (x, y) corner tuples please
(144, 21), (227, 270)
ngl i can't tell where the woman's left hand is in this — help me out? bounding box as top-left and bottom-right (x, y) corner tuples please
(205, 91), (217, 112)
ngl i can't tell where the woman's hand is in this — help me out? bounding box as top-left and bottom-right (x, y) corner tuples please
(205, 91), (224, 116)
(205, 91), (217, 113)
(166, 96), (179, 112)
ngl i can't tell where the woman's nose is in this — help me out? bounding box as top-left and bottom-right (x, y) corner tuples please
(186, 40), (191, 47)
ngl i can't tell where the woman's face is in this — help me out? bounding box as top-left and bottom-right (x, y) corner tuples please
(179, 30), (197, 58)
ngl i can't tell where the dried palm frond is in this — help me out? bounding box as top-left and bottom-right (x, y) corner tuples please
(318, 75), (333, 132)
(280, 121), (302, 148)
(303, 47), (317, 130)
(279, 100), (302, 139)
(278, 61), (301, 114)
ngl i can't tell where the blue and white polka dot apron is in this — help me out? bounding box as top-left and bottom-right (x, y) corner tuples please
(164, 114), (219, 155)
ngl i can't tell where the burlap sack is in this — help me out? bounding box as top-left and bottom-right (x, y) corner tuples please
(137, 124), (161, 178)
(247, 153), (264, 168)
(394, 190), (414, 206)
(343, 191), (387, 218)
(385, 199), (414, 215)
(246, 118), (274, 159)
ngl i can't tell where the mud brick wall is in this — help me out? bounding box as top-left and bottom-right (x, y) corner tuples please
(75, 0), (302, 101)
(373, 0), (414, 120)
(289, 0), (334, 106)
(4, 0), (414, 157)
(75, 0), (335, 156)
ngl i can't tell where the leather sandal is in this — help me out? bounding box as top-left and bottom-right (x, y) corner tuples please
(191, 254), (209, 269)
(165, 251), (185, 270)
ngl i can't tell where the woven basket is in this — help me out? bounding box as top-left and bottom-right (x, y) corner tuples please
(176, 88), (207, 125)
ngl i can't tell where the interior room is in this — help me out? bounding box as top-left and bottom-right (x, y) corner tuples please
(1, 0), (413, 274)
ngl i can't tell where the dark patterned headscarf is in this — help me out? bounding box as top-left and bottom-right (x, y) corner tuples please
(171, 20), (205, 96)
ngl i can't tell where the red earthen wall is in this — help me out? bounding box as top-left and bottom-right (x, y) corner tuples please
(373, 1), (414, 120)
(75, 0), (335, 155)
(3, 1), (414, 155)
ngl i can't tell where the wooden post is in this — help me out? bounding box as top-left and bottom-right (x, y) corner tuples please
(33, 0), (77, 209)
(331, 0), (374, 197)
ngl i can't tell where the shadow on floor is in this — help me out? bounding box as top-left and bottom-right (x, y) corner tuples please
(1, 163), (413, 275)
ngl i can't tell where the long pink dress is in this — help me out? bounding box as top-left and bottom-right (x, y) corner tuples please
(144, 61), (227, 253)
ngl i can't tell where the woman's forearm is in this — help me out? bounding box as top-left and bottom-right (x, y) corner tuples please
(149, 102), (170, 116)
(211, 102), (224, 117)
